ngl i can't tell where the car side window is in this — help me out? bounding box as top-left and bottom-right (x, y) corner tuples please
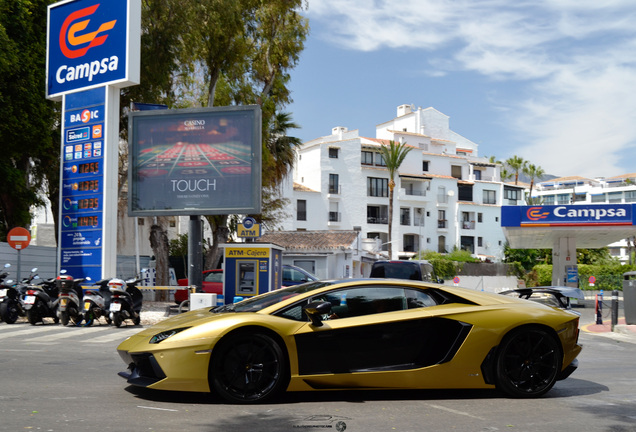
(313, 286), (409, 319)
(405, 289), (437, 308)
(275, 300), (309, 322)
(204, 272), (223, 283)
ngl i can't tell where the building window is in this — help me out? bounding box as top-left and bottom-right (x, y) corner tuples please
(400, 208), (411, 225)
(414, 208), (425, 226)
(543, 195), (555, 205)
(367, 206), (388, 224)
(460, 236), (475, 253)
(438, 210), (447, 228)
(437, 186), (448, 204)
(625, 191), (636, 203)
(329, 147), (339, 158)
(478, 213), (483, 223)
(458, 184), (473, 201)
(483, 190), (496, 204)
(375, 152), (386, 167)
(478, 237), (483, 247)
(474, 170), (482, 180)
(367, 177), (388, 197)
(297, 199), (307, 221)
(403, 234), (417, 252)
(329, 174), (339, 194)
(361, 151), (373, 165)
(422, 161), (429, 172)
(504, 187), (521, 202)
(591, 193), (606, 203)
(451, 165), (462, 179)
(438, 235), (446, 253)
(557, 194), (570, 204)
(608, 191), (623, 203)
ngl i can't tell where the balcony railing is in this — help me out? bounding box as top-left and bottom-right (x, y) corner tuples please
(462, 221), (475, 230)
(367, 217), (388, 224)
(328, 185), (341, 195)
(438, 219), (447, 229)
(328, 211), (341, 222)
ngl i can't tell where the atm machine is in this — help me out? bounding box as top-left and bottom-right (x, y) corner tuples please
(221, 243), (284, 304)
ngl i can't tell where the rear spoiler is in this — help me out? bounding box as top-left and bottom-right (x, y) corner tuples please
(499, 286), (584, 309)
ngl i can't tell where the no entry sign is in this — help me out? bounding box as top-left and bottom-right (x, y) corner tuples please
(7, 227), (31, 250)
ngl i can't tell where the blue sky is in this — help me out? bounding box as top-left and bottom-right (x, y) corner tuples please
(287, 1), (636, 179)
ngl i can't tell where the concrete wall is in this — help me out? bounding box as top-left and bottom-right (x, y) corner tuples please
(445, 275), (520, 293)
(0, 243), (151, 280)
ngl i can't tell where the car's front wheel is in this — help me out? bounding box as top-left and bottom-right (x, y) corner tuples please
(495, 327), (562, 398)
(210, 332), (288, 403)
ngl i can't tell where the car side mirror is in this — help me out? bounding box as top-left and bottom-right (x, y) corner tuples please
(303, 301), (332, 327)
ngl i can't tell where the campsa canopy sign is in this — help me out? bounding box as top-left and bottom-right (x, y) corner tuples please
(504, 204), (634, 227)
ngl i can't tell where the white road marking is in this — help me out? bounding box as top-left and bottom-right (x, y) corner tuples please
(137, 406), (179, 412)
(426, 403), (486, 421)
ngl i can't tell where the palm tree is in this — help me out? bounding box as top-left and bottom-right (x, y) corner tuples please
(524, 163), (545, 204)
(379, 140), (413, 259)
(505, 156), (527, 185)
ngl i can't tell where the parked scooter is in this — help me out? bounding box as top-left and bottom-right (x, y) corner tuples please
(0, 267), (37, 324)
(82, 278), (112, 326)
(108, 277), (143, 327)
(23, 277), (60, 325)
(57, 271), (88, 326)
(0, 263), (10, 283)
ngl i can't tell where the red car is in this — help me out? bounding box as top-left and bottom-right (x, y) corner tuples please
(174, 269), (223, 304)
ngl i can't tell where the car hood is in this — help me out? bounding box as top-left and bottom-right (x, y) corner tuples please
(134, 308), (241, 336)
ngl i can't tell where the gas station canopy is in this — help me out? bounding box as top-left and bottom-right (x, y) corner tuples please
(502, 204), (636, 249)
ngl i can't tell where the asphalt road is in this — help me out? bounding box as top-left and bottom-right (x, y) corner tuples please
(1, 305), (635, 432)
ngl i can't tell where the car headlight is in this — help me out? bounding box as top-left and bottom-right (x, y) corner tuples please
(149, 327), (190, 344)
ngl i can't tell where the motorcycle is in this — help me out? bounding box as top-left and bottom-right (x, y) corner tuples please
(0, 267), (38, 324)
(23, 277), (60, 325)
(82, 278), (112, 326)
(57, 271), (88, 326)
(108, 277), (143, 327)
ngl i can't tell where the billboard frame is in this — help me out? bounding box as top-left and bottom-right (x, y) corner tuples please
(127, 105), (262, 217)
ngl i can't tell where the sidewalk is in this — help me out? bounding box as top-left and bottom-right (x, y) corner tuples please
(581, 317), (636, 336)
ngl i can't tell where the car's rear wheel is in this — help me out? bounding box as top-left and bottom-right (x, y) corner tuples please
(495, 327), (562, 398)
(210, 332), (288, 403)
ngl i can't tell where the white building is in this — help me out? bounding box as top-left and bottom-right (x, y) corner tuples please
(279, 104), (525, 261)
(531, 174), (636, 263)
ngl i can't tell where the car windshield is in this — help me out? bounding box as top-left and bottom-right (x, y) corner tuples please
(213, 281), (335, 313)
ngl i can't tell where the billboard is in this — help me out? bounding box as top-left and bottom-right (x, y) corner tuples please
(46, 0), (140, 100)
(128, 106), (262, 216)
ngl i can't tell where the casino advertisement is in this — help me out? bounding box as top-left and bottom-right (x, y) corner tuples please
(128, 106), (262, 216)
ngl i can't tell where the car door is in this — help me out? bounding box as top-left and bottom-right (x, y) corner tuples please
(291, 284), (472, 386)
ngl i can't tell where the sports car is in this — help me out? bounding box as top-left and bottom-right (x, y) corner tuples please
(116, 279), (582, 403)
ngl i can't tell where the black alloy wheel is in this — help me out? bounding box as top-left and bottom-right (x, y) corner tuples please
(495, 327), (562, 398)
(210, 332), (289, 403)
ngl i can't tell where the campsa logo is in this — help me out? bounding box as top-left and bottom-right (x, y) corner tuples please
(56, 4), (119, 84)
(527, 205), (628, 222)
(526, 207), (550, 221)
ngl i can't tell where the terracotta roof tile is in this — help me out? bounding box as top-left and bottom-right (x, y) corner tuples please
(256, 230), (359, 251)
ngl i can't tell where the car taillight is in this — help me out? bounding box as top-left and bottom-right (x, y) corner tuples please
(27, 289), (36, 295)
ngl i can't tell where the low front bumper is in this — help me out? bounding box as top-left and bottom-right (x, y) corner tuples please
(557, 358), (578, 381)
(118, 352), (167, 388)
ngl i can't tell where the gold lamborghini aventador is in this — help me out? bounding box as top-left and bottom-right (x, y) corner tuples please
(117, 279), (581, 403)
